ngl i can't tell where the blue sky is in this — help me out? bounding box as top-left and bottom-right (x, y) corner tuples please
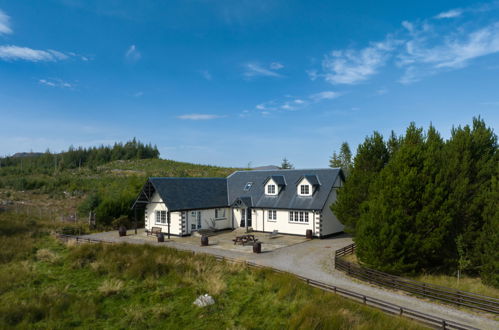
(0, 0), (498, 168)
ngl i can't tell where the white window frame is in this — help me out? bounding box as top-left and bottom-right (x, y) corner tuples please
(268, 210), (277, 222)
(289, 211), (309, 224)
(267, 184), (276, 194)
(215, 208), (226, 219)
(155, 210), (167, 225)
(300, 184), (310, 195)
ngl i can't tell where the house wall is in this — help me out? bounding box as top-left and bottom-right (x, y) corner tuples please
(251, 208), (315, 236)
(145, 192), (182, 236)
(319, 176), (344, 236)
(185, 208), (232, 233)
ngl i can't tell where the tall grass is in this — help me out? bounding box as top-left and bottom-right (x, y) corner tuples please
(0, 212), (426, 329)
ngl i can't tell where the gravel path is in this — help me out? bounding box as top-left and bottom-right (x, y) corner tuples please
(81, 230), (498, 330)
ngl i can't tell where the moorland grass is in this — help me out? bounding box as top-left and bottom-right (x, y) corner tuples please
(0, 212), (427, 329)
(341, 249), (499, 299)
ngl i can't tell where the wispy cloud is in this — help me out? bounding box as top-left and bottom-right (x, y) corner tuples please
(243, 62), (284, 78)
(177, 114), (225, 120)
(252, 90), (342, 116)
(125, 44), (141, 61)
(312, 3), (499, 85)
(310, 91), (341, 102)
(270, 62), (284, 70)
(0, 9), (12, 35)
(435, 9), (463, 19)
(321, 39), (396, 84)
(398, 22), (499, 83)
(133, 91), (144, 97)
(0, 45), (70, 62)
(39, 78), (74, 89)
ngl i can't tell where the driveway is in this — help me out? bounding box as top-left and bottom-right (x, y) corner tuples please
(81, 230), (498, 329)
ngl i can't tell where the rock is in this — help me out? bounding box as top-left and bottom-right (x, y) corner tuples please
(193, 294), (215, 307)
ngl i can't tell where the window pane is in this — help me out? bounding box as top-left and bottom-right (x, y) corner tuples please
(289, 212), (293, 221)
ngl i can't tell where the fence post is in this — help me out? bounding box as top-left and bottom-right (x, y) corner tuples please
(363, 296), (367, 304)
(442, 320), (446, 329)
(399, 307), (403, 316)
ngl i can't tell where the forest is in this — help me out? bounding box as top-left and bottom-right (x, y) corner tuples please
(331, 117), (498, 288)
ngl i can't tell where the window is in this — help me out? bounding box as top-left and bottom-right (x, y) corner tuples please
(267, 184), (276, 194)
(156, 210), (167, 224)
(268, 210), (277, 221)
(289, 211), (309, 224)
(215, 208), (226, 219)
(300, 185), (310, 195)
(244, 182), (253, 191)
(241, 209), (246, 222)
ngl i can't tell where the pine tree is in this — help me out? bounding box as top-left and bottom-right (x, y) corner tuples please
(329, 142), (353, 174)
(280, 158), (294, 169)
(331, 132), (388, 234)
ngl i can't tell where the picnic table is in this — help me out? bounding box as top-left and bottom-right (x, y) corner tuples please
(233, 234), (258, 245)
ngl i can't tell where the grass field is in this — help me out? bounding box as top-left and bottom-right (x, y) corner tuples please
(341, 251), (499, 300)
(0, 212), (426, 329)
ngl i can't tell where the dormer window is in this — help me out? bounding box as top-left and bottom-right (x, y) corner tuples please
(267, 184), (276, 194)
(300, 185), (309, 195)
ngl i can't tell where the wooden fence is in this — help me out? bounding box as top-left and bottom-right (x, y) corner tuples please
(54, 233), (478, 329)
(334, 243), (499, 315)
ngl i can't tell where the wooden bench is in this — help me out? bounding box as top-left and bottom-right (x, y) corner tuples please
(146, 227), (162, 236)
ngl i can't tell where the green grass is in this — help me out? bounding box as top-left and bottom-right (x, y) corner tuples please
(341, 253), (499, 300)
(412, 274), (499, 299)
(0, 212), (426, 329)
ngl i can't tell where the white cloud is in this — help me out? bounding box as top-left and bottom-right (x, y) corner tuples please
(0, 9), (12, 35)
(133, 91), (144, 97)
(398, 22), (499, 83)
(306, 69), (318, 80)
(39, 78), (74, 89)
(270, 62), (284, 70)
(243, 63), (283, 78)
(0, 45), (69, 62)
(435, 9), (463, 19)
(321, 39), (395, 84)
(125, 44), (141, 61)
(255, 104), (266, 110)
(310, 91), (341, 102)
(294, 99), (305, 104)
(177, 114), (224, 120)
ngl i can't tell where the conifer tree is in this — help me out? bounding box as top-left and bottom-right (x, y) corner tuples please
(331, 132), (388, 234)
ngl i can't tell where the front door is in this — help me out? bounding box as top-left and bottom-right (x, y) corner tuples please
(240, 208), (252, 227)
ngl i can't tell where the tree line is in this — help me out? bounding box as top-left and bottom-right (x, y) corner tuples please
(330, 118), (498, 288)
(0, 139), (159, 173)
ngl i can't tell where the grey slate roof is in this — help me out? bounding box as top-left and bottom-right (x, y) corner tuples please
(264, 175), (286, 186)
(227, 168), (343, 211)
(143, 168), (344, 212)
(300, 174), (320, 186)
(148, 177), (227, 211)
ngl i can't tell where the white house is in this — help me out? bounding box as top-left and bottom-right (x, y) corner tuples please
(132, 168), (345, 238)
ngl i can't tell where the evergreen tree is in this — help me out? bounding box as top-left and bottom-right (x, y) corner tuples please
(280, 158), (294, 169)
(331, 132), (388, 234)
(478, 175), (499, 287)
(329, 142), (353, 174)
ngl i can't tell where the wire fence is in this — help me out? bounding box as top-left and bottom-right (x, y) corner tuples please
(334, 244), (499, 315)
